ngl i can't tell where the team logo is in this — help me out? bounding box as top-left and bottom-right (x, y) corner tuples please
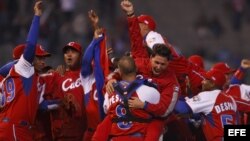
(62, 78), (81, 91)
(192, 95), (201, 102)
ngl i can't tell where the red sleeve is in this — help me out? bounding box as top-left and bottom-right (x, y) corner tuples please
(233, 67), (245, 80)
(127, 17), (149, 58)
(234, 98), (250, 112)
(144, 72), (180, 117)
(92, 115), (112, 141)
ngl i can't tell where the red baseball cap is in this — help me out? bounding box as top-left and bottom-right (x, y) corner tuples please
(204, 69), (226, 88)
(13, 44), (50, 59)
(35, 44), (51, 57)
(13, 44), (26, 60)
(188, 55), (204, 69)
(63, 42), (82, 54)
(138, 14), (156, 31)
(211, 62), (235, 74)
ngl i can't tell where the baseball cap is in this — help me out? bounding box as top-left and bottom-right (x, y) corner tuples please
(145, 31), (165, 50)
(138, 14), (156, 31)
(188, 55), (204, 69)
(13, 44), (26, 60)
(35, 44), (51, 57)
(211, 62), (235, 74)
(13, 44), (50, 59)
(63, 42), (82, 54)
(204, 69), (226, 88)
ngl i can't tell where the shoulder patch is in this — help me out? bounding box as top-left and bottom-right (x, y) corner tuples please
(192, 95), (201, 102)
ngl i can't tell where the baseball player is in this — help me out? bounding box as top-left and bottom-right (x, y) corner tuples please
(49, 41), (87, 140)
(225, 84), (250, 124)
(104, 44), (180, 141)
(94, 56), (160, 141)
(121, 0), (206, 97)
(211, 59), (250, 87)
(0, 40), (60, 141)
(120, 1), (209, 140)
(188, 55), (205, 69)
(0, 1), (44, 140)
(174, 69), (239, 141)
(80, 10), (109, 141)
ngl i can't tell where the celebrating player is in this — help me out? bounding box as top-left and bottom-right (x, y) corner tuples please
(0, 1), (45, 140)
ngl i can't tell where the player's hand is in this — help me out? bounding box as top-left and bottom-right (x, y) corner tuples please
(34, 1), (43, 16)
(121, 0), (134, 16)
(94, 28), (104, 39)
(128, 97), (144, 109)
(106, 79), (117, 95)
(107, 47), (113, 56)
(241, 59), (250, 69)
(39, 99), (60, 111)
(88, 10), (99, 29)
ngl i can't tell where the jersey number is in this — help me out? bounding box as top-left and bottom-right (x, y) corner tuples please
(116, 105), (132, 130)
(221, 114), (233, 128)
(5, 78), (15, 102)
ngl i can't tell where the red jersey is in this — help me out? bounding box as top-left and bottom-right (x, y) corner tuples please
(81, 73), (102, 130)
(186, 90), (238, 141)
(226, 84), (250, 102)
(33, 72), (59, 140)
(0, 56), (40, 123)
(225, 84), (250, 113)
(135, 58), (180, 117)
(103, 80), (160, 137)
(51, 68), (86, 140)
(127, 16), (204, 97)
(0, 56), (41, 140)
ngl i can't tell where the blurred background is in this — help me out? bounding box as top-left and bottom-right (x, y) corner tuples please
(0, 0), (249, 81)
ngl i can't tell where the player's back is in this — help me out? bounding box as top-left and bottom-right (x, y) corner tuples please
(203, 91), (238, 141)
(106, 80), (160, 137)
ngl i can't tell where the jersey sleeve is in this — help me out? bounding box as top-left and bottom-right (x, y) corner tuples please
(136, 85), (160, 104)
(14, 55), (35, 78)
(144, 76), (180, 117)
(127, 16), (149, 58)
(23, 15), (40, 63)
(103, 93), (109, 114)
(186, 90), (220, 115)
(80, 73), (95, 94)
(239, 84), (250, 101)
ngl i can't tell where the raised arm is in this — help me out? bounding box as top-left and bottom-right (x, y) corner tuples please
(23, 1), (42, 63)
(81, 10), (104, 77)
(120, 0), (149, 58)
(230, 59), (250, 84)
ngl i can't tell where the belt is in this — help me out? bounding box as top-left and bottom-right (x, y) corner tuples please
(1, 117), (32, 129)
